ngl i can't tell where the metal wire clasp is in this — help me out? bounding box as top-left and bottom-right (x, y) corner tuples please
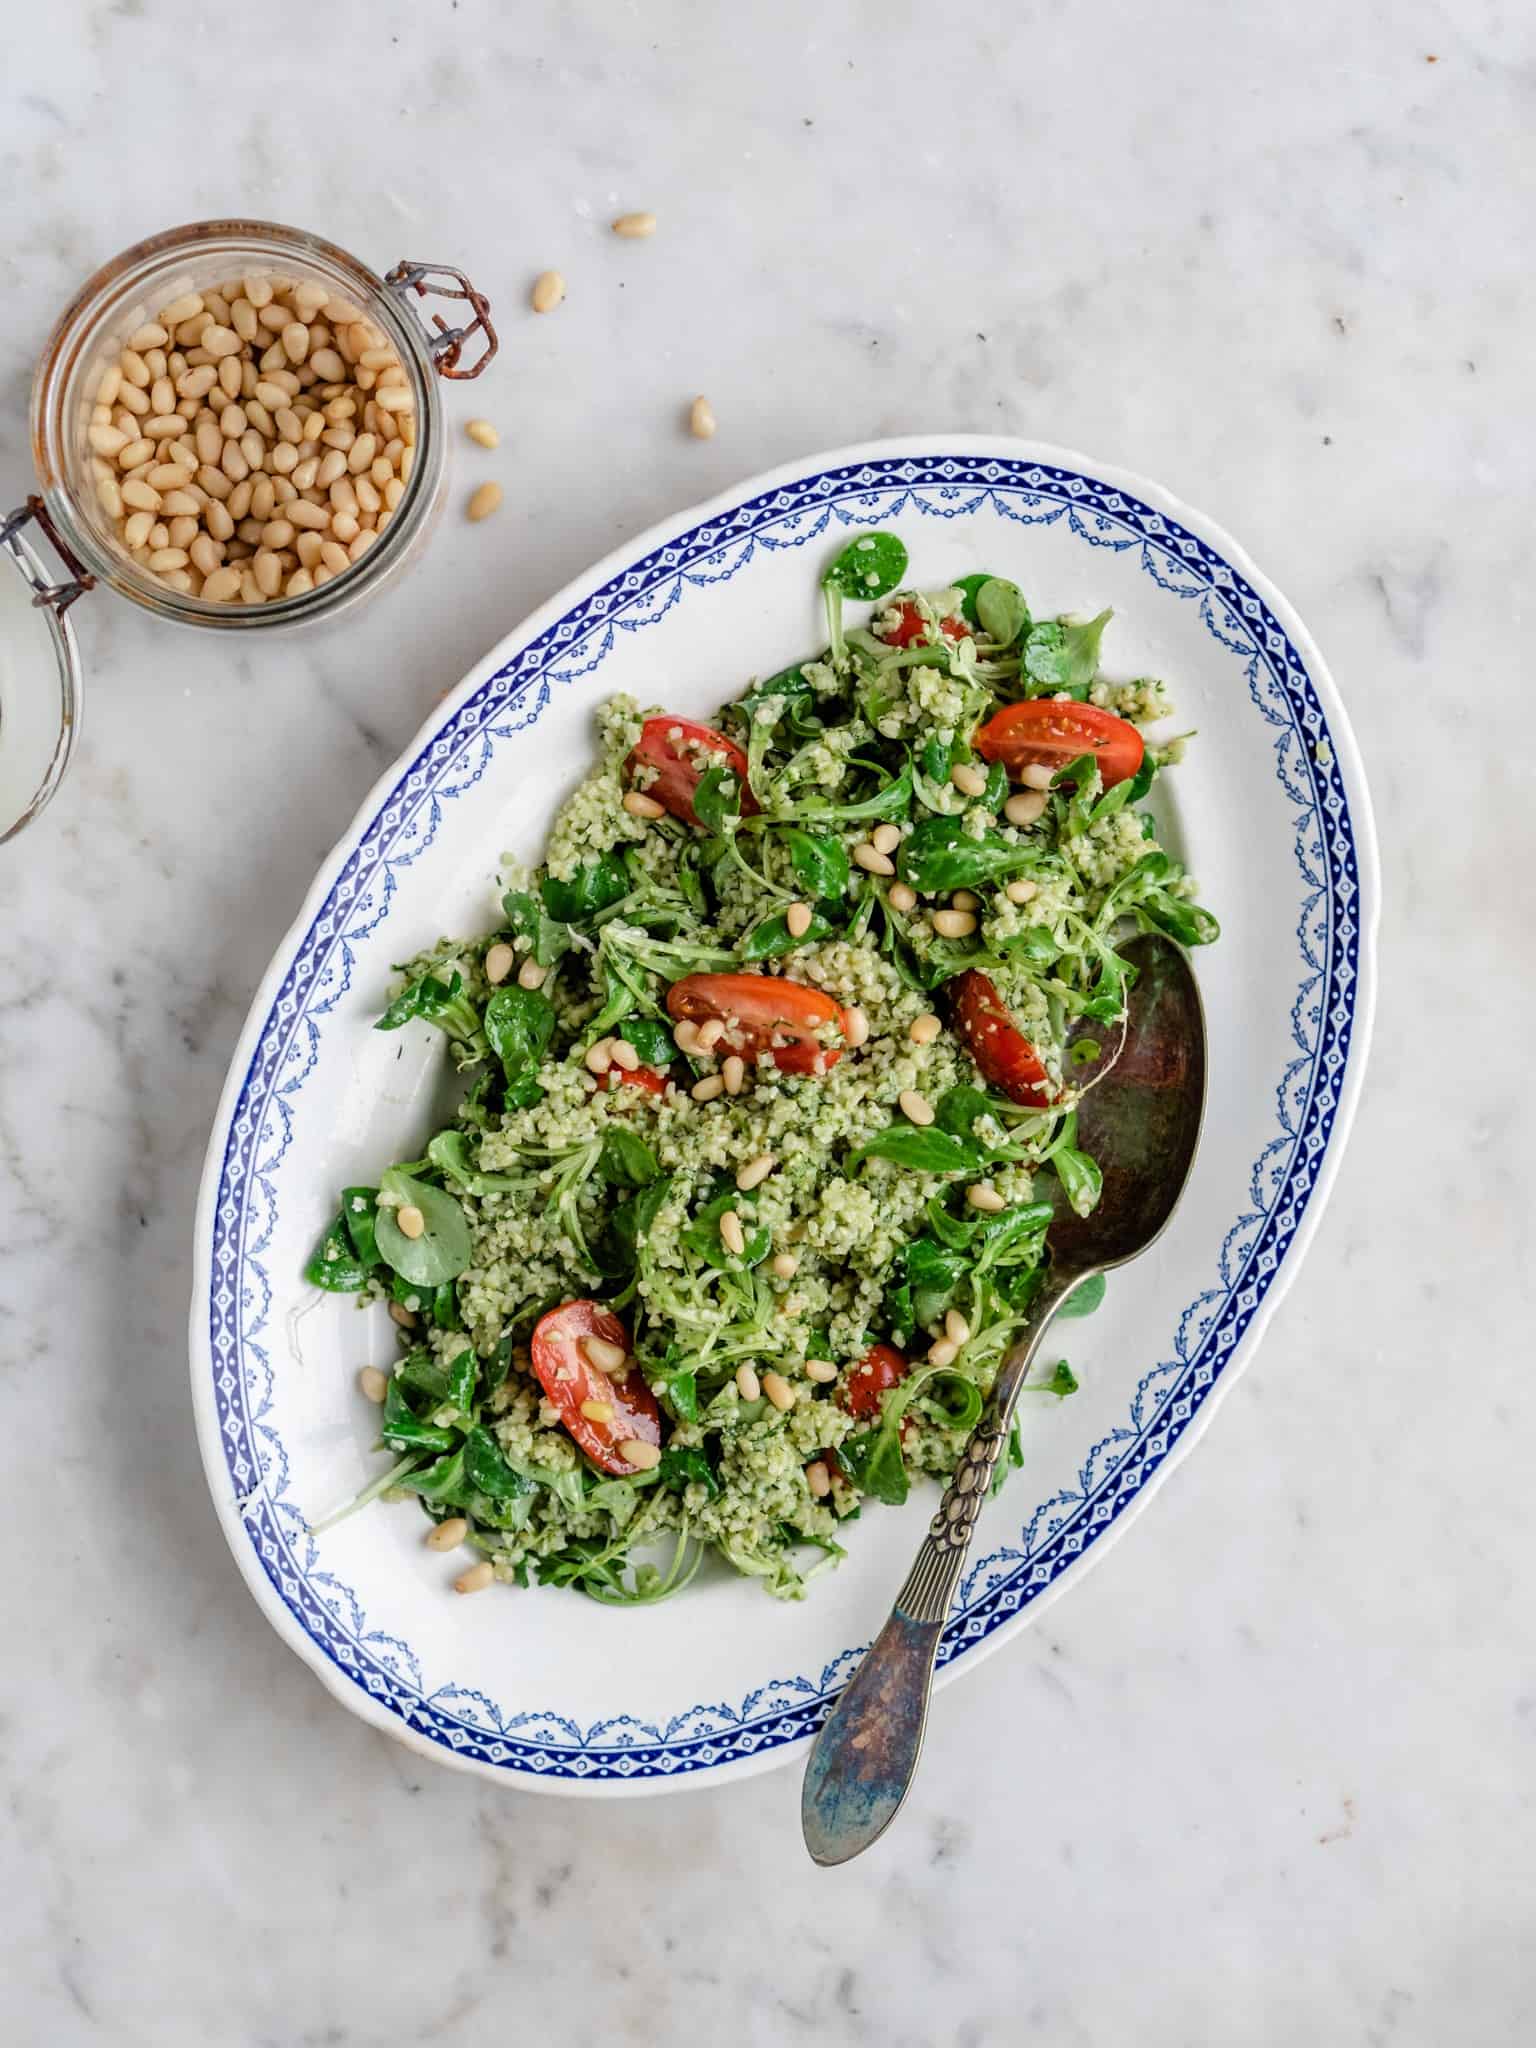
(0, 496), (95, 615)
(384, 260), (498, 379)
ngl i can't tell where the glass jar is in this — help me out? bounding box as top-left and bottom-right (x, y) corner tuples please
(2, 218), (495, 840)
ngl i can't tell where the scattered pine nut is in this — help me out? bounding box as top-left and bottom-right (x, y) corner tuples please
(396, 1204), (426, 1240)
(465, 419), (499, 449)
(945, 1309), (971, 1345)
(691, 1073), (725, 1102)
(388, 1300), (417, 1329)
(517, 957), (546, 990)
(689, 395), (717, 439)
(358, 1366), (389, 1403)
(531, 270), (566, 314)
(719, 1208), (747, 1257)
(1005, 790), (1049, 827)
(582, 1335), (628, 1374)
(909, 1013), (942, 1045)
(771, 1252), (800, 1280)
(484, 941), (515, 985)
(1019, 762), (1056, 791)
(899, 1088), (935, 1126)
(761, 1371), (796, 1413)
(785, 901), (813, 939)
(806, 1460), (832, 1498)
(674, 1020), (701, 1055)
(721, 1054), (746, 1095)
(805, 1359), (838, 1384)
(736, 1364), (762, 1402)
(932, 909), (978, 938)
(842, 1005), (870, 1049)
(927, 1336), (959, 1367)
(888, 881), (918, 913)
(467, 481), (503, 523)
(951, 890), (980, 912)
(584, 1037), (615, 1074)
(853, 843), (895, 876)
(612, 211), (657, 238)
(871, 822), (902, 857)
(454, 1561), (495, 1594)
(966, 1182), (1007, 1212)
(694, 1018), (726, 1050)
(1005, 877), (1039, 905)
(619, 1438), (662, 1471)
(950, 762), (989, 797)
(580, 1398), (615, 1424)
(623, 789), (666, 818)
(609, 1038), (641, 1071)
(736, 1153), (776, 1191)
(426, 1516), (469, 1551)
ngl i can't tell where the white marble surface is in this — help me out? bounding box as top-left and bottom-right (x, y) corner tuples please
(2, 3), (1533, 2043)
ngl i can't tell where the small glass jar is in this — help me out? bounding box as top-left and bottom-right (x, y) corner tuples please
(3, 218), (495, 840)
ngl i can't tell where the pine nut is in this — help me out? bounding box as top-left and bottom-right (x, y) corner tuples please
(806, 1459), (832, 1497)
(286, 568), (314, 597)
(311, 347), (345, 381)
(202, 325), (242, 359)
(388, 1300), (417, 1329)
(722, 1054), (746, 1095)
(927, 1336), (959, 1367)
(623, 789), (665, 819)
(888, 881), (918, 912)
(761, 1370), (795, 1412)
(692, 1074), (725, 1104)
(426, 1516), (469, 1551)
(785, 901), (813, 938)
(531, 269), (566, 313)
(117, 383), (150, 416)
(96, 365), (123, 407)
(484, 941), (515, 985)
(719, 1209), (747, 1257)
(295, 530), (323, 567)
(952, 889), (980, 912)
(909, 1013), (942, 1045)
(467, 481), (502, 522)
(465, 418), (499, 450)
(950, 761), (989, 797)
(618, 1439), (661, 1471)
(454, 1562), (495, 1595)
(117, 439), (154, 472)
(96, 476), (124, 520)
(200, 566), (242, 601)
(899, 1088), (935, 1126)
(128, 323), (168, 350)
(853, 843), (895, 876)
(694, 1018), (726, 1050)
(871, 821), (902, 856)
(944, 1308), (971, 1345)
(580, 1398), (615, 1424)
(517, 958), (546, 991)
(1020, 762), (1056, 791)
(331, 512), (360, 544)
(288, 500), (328, 529)
(932, 909), (978, 938)
(772, 1252), (799, 1279)
(609, 1039), (640, 1071)
(375, 385), (414, 414)
(805, 1359), (838, 1383)
(121, 479), (161, 513)
(147, 547), (189, 571)
(576, 1336), (627, 1382)
(189, 533), (222, 576)
(88, 423), (127, 456)
(253, 551), (283, 598)
(396, 1204), (426, 1240)
(612, 211), (657, 238)
(966, 1182), (1007, 1212)
(736, 1364), (761, 1402)
(736, 1153), (776, 1191)
(1005, 790), (1048, 827)
(358, 1365), (389, 1403)
(674, 1020), (700, 1054)
(584, 1036), (615, 1074)
(689, 395), (717, 439)
(842, 1005), (870, 1049)
(219, 355), (243, 398)
(122, 509), (154, 550)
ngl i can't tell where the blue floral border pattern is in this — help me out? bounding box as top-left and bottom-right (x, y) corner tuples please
(207, 456), (1360, 1782)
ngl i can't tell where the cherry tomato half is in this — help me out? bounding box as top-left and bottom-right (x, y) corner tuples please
(666, 972), (848, 1075)
(974, 699), (1144, 789)
(877, 600), (967, 650)
(530, 1301), (662, 1475)
(594, 1061), (670, 1097)
(950, 970), (1053, 1109)
(838, 1342), (912, 1422)
(626, 716), (757, 829)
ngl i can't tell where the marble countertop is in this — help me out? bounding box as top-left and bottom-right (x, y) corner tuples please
(3, 4), (1533, 2043)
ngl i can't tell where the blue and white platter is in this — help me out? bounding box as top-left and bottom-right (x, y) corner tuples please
(191, 438), (1378, 1794)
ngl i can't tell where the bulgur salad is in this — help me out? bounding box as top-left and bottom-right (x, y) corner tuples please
(306, 533), (1218, 1602)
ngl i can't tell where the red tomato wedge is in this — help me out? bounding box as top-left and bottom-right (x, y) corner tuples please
(666, 972), (848, 1075)
(626, 716), (757, 828)
(950, 970), (1053, 1109)
(974, 700), (1144, 790)
(595, 1061), (670, 1096)
(838, 1341), (912, 1422)
(530, 1301), (662, 1475)
(877, 600), (967, 649)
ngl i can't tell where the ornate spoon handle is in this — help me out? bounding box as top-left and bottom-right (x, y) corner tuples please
(801, 1300), (1066, 1865)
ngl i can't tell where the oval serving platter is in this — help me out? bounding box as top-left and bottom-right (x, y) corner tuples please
(191, 437), (1378, 1794)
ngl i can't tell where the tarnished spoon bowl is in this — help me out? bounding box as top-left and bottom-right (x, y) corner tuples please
(802, 932), (1207, 1865)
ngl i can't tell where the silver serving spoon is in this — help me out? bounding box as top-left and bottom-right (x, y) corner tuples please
(801, 933), (1207, 1865)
